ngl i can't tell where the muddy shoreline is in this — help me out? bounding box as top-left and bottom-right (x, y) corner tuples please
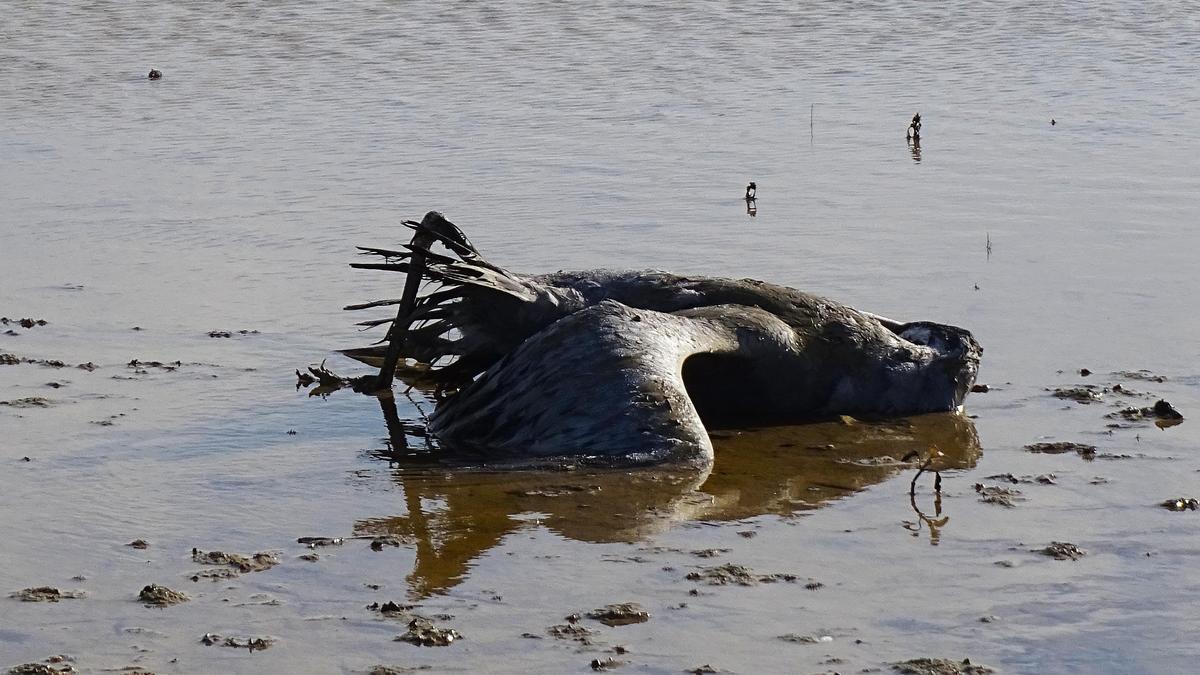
(4, 317), (1198, 673)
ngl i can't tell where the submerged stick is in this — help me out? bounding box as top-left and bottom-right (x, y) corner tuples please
(909, 457), (934, 498)
(905, 447), (948, 543)
(908, 447), (943, 499)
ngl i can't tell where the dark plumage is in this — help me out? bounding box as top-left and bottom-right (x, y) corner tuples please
(345, 212), (981, 466)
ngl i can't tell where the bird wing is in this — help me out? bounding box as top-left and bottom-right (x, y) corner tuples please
(428, 300), (744, 467)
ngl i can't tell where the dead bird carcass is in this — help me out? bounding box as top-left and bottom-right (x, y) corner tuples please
(337, 212), (982, 466)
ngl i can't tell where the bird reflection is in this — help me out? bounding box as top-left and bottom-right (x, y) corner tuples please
(354, 397), (981, 598)
(908, 135), (922, 163)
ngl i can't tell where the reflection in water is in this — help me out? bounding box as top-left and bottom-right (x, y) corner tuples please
(354, 400), (981, 597)
(908, 135), (922, 163)
(374, 391), (434, 458)
(905, 472), (949, 546)
(746, 199), (758, 217)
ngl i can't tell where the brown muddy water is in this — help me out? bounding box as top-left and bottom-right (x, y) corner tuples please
(3, 2), (1200, 674)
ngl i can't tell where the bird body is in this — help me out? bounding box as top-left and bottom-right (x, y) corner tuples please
(345, 213), (981, 466)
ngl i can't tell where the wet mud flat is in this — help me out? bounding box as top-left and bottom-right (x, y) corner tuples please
(4, 312), (1200, 674)
(6, 0), (1200, 668)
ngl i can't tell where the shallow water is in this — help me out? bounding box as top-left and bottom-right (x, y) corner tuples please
(3, 2), (1200, 673)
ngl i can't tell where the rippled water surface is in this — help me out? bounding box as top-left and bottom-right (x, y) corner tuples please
(3, 2), (1200, 673)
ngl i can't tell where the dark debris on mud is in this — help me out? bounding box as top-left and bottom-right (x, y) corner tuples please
(396, 617), (462, 646)
(685, 563), (800, 586)
(1037, 542), (1086, 560)
(201, 632), (275, 651)
(367, 600), (415, 617)
(778, 633), (834, 644)
(297, 536), (344, 548)
(10, 587), (85, 602)
(587, 602), (649, 627)
(189, 567), (240, 581)
(7, 664), (74, 675)
(1161, 498), (1200, 512)
(1, 318), (48, 329)
(974, 484), (1025, 508)
(127, 359), (182, 372)
(138, 584), (189, 607)
(1025, 442), (1097, 459)
(1049, 376), (1184, 432)
(986, 473), (1055, 485)
(189, 548), (279, 578)
(1051, 385), (1104, 404)
(548, 623), (596, 642)
(1106, 400), (1184, 424)
(893, 658), (994, 675)
(0, 397), (54, 409)
(590, 657), (627, 671)
(1115, 370), (1166, 383)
